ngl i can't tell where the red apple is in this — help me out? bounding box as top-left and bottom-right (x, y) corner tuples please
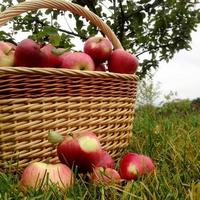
(90, 167), (121, 184)
(95, 150), (115, 169)
(20, 162), (73, 191)
(58, 51), (72, 66)
(48, 131), (102, 173)
(107, 49), (138, 74)
(14, 38), (46, 67)
(60, 52), (95, 71)
(119, 153), (156, 180)
(40, 44), (61, 67)
(95, 63), (107, 71)
(84, 36), (112, 63)
(0, 41), (15, 67)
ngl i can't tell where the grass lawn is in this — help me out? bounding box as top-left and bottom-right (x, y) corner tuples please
(0, 100), (200, 199)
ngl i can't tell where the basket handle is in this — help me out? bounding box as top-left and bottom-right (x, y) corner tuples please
(0, 0), (123, 49)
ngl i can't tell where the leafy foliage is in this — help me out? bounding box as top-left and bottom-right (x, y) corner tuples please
(0, 0), (200, 78)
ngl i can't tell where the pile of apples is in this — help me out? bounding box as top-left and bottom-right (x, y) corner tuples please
(20, 131), (155, 191)
(0, 36), (138, 74)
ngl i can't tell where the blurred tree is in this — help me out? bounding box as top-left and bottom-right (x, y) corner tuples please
(0, 0), (200, 78)
(136, 77), (161, 106)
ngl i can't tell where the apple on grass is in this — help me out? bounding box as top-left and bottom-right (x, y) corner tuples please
(0, 41), (16, 67)
(119, 153), (156, 180)
(90, 167), (121, 184)
(48, 130), (102, 173)
(14, 38), (46, 67)
(83, 36), (113, 63)
(95, 150), (115, 169)
(60, 52), (95, 71)
(20, 162), (73, 192)
(107, 49), (139, 74)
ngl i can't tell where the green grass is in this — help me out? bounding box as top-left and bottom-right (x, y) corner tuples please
(1, 101), (200, 199)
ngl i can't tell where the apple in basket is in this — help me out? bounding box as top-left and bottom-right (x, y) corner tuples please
(95, 63), (107, 71)
(14, 38), (46, 67)
(40, 44), (62, 67)
(20, 162), (73, 191)
(60, 51), (95, 71)
(48, 131), (102, 173)
(107, 49), (139, 74)
(83, 36), (113, 63)
(119, 153), (156, 180)
(90, 167), (121, 184)
(0, 41), (16, 67)
(58, 51), (72, 65)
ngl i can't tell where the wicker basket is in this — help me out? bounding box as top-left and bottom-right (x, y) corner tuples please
(0, 0), (138, 171)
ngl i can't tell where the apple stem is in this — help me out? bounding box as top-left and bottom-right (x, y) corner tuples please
(68, 132), (74, 137)
(97, 38), (103, 43)
(48, 131), (64, 144)
(5, 48), (14, 55)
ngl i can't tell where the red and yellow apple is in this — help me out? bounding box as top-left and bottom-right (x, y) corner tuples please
(0, 41), (16, 67)
(40, 44), (61, 67)
(48, 131), (102, 173)
(119, 153), (156, 180)
(20, 162), (73, 191)
(95, 150), (115, 169)
(84, 36), (113, 63)
(14, 38), (46, 67)
(90, 167), (121, 184)
(60, 52), (95, 71)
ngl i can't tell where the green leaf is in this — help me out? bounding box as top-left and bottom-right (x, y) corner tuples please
(49, 34), (61, 47)
(43, 26), (58, 35)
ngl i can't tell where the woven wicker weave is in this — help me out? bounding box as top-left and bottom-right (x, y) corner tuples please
(0, 0), (138, 171)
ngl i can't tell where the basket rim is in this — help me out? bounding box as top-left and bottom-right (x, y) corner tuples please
(0, 66), (139, 81)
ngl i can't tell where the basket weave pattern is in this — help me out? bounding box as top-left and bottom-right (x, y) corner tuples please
(0, 0), (138, 170)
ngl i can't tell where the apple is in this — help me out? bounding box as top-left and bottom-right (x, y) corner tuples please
(95, 63), (107, 71)
(48, 131), (102, 173)
(60, 52), (95, 71)
(83, 36), (112, 63)
(95, 150), (115, 169)
(90, 167), (121, 184)
(119, 153), (156, 180)
(20, 162), (73, 191)
(58, 51), (72, 66)
(4, 42), (16, 50)
(40, 44), (61, 67)
(107, 49), (138, 74)
(0, 41), (15, 67)
(14, 38), (46, 67)
(0, 41), (16, 52)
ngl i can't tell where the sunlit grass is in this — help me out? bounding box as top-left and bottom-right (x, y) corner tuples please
(0, 101), (200, 199)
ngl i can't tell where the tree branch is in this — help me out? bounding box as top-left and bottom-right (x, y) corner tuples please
(35, 18), (87, 40)
(136, 43), (174, 57)
(58, 28), (87, 40)
(118, 0), (125, 42)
